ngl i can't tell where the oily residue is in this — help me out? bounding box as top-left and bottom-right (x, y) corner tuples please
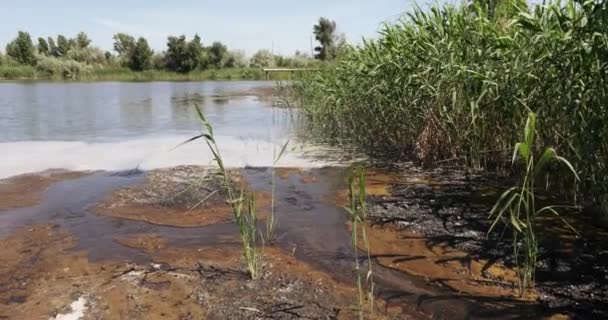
(366, 165), (608, 319)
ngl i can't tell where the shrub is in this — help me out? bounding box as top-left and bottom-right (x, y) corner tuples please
(66, 47), (106, 65)
(36, 56), (92, 79)
(0, 65), (36, 79)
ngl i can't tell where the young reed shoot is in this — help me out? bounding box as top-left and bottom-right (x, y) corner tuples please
(181, 105), (261, 279)
(488, 112), (579, 295)
(345, 167), (375, 318)
(266, 140), (290, 243)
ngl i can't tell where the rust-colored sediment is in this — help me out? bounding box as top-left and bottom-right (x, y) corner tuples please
(332, 169), (537, 300)
(360, 224), (531, 299)
(0, 225), (407, 319)
(0, 170), (86, 210)
(116, 233), (407, 320)
(324, 168), (402, 207)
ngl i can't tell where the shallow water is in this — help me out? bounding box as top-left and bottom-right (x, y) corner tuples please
(0, 81), (342, 179)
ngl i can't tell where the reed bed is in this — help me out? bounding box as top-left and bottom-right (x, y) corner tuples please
(293, 0), (608, 204)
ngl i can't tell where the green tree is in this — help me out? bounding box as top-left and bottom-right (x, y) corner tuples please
(166, 34), (205, 73)
(127, 37), (154, 71)
(250, 49), (274, 67)
(112, 33), (135, 56)
(6, 31), (36, 65)
(224, 50), (248, 68)
(208, 41), (228, 68)
(75, 32), (91, 49)
(313, 17), (337, 60)
(56, 35), (71, 57)
(47, 37), (59, 57)
(151, 52), (167, 69)
(38, 37), (49, 55)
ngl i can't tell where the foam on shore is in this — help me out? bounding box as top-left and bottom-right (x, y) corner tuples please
(0, 135), (348, 179)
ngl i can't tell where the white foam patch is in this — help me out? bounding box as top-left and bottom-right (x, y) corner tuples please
(0, 135), (345, 179)
(50, 297), (87, 320)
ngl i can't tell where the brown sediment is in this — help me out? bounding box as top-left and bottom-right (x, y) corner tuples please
(323, 168), (408, 207)
(95, 166), (271, 227)
(0, 225), (415, 320)
(117, 233), (415, 320)
(0, 225), (211, 320)
(341, 168), (534, 300)
(359, 224), (532, 300)
(0, 170), (87, 210)
(276, 167), (317, 184)
(114, 234), (169, 253)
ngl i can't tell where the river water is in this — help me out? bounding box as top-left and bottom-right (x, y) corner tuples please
(0, 81), (339, 179)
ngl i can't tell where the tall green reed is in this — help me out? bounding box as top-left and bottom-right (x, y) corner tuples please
(488, 112), (579, 295)
(266, 140), (289, 243)
(345, 167), (375, 318)
(181, 105), (261, 279)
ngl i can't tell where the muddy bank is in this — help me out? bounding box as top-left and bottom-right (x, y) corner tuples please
(3, 165), (599, 319)
(95, 166), (270, 227)
(0, 170), (87, 210)
(0, 224), (414, 319)
(365, 165), (608, 319)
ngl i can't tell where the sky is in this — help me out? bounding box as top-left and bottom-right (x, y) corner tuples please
(0, 0), (418, 56)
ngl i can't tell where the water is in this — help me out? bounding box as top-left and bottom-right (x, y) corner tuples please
(0, 81), (338, 178)
(0, 81), (282, 142)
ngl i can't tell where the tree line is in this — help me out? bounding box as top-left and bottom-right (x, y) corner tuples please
(1, 17), (344, 77)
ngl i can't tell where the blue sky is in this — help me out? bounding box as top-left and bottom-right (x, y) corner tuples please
(0, 0), (419, 56)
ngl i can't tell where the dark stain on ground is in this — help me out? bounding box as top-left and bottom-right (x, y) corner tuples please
(366, 164), (608, 319)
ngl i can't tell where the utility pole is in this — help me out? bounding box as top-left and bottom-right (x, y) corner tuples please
(310, 36), (313, 57)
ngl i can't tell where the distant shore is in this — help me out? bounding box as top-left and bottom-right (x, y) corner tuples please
(0, 66), (294, 82)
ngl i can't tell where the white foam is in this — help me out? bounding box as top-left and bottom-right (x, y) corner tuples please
(0, 135), (345, 179)
(50, 297), (87, 320)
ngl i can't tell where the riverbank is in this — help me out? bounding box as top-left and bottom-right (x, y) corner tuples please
(0, 66), (294, 81)
(0, 167), (421, 319)
(2, 165), (603, 319)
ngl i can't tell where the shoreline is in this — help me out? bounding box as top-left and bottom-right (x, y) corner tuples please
(1, 165), (604, 319)
(0, 67), (295, 82)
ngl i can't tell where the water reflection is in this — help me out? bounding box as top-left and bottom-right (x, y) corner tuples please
(0, 81), (285, 143)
